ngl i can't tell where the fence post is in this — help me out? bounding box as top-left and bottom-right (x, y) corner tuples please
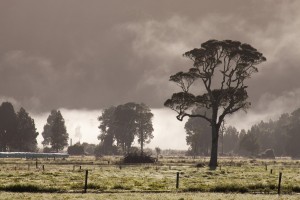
(176, 172), (179, 189)
(84, 170), (88, 193)
(35, 158), (38, 169)
(270, 169), (273, 174)
(42, 165), (45, 171)
(265, 164), (267, 171)
(278, 172), (282, 195)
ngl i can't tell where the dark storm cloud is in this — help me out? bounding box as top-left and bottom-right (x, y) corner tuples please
(0, 0), (300, 113)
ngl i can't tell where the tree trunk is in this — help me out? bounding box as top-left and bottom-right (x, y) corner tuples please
(209, 124), (219, 170)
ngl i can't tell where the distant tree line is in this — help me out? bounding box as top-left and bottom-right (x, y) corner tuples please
(186, 107), (300, 158)
(96, 102), (154, 156)
(0, 101), (69, 153)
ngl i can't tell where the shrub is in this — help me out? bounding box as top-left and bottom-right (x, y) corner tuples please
(122, 152), (155, 164)
(67, 143), (84, 155)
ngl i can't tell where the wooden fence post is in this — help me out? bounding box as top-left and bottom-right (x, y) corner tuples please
(35, 159), (38, 169)
(278, 172), (282, 195)
(176, 172), (179, 189)
(84, 170), (88, 193)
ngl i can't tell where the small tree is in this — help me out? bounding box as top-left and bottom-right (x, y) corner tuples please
(165, 40), (266, 169)
(155, 147), (161, 161)
(42, 110), (68, 152)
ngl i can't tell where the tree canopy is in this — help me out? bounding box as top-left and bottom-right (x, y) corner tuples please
(0, 102), (17, 151)
(165, 39), (266, 169)
(98, 102), (154, 155)
(15, 107), (38, 152)
(42, 110), (69, 152)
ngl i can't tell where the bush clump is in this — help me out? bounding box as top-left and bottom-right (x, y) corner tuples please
(122, 152), (155, 164)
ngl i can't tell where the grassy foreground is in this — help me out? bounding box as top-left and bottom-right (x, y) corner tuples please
(0, 192), (299, 200)
(0, 156), (299, 196)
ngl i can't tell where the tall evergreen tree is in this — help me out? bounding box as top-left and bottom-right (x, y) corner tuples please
(15, 107), (38, 152)
(42, 110), (68, 152)
(0, 102), (18, 151)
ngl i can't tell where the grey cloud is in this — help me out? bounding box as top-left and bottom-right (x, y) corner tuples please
(0, 0), (299, 115)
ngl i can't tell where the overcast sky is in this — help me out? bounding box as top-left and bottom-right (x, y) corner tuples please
(1, 0), (300, 149)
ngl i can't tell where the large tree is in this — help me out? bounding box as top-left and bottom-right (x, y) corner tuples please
(98, 102), (154, 155)
(15, 107), (38, 152)
(0, 102), (18, 151)
(165, 39), (266, 169)
(113, 103), (137, 154)
(42, 110), (69, 152)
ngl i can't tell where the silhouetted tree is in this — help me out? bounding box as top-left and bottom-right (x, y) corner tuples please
(42, 110), (68, 152)
(98, 106), (118, 154)
(15, 107), (38, 152)
(185, 108), (211, 156)
(0, 102), (17, 151)
(165, 39), (266, 169)
(98, 103), (154, 155)
(113, 103), (137, 154)
(136, 103), (154, 156)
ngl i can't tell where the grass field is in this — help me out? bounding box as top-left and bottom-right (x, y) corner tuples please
(0, 156), (299, 199)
